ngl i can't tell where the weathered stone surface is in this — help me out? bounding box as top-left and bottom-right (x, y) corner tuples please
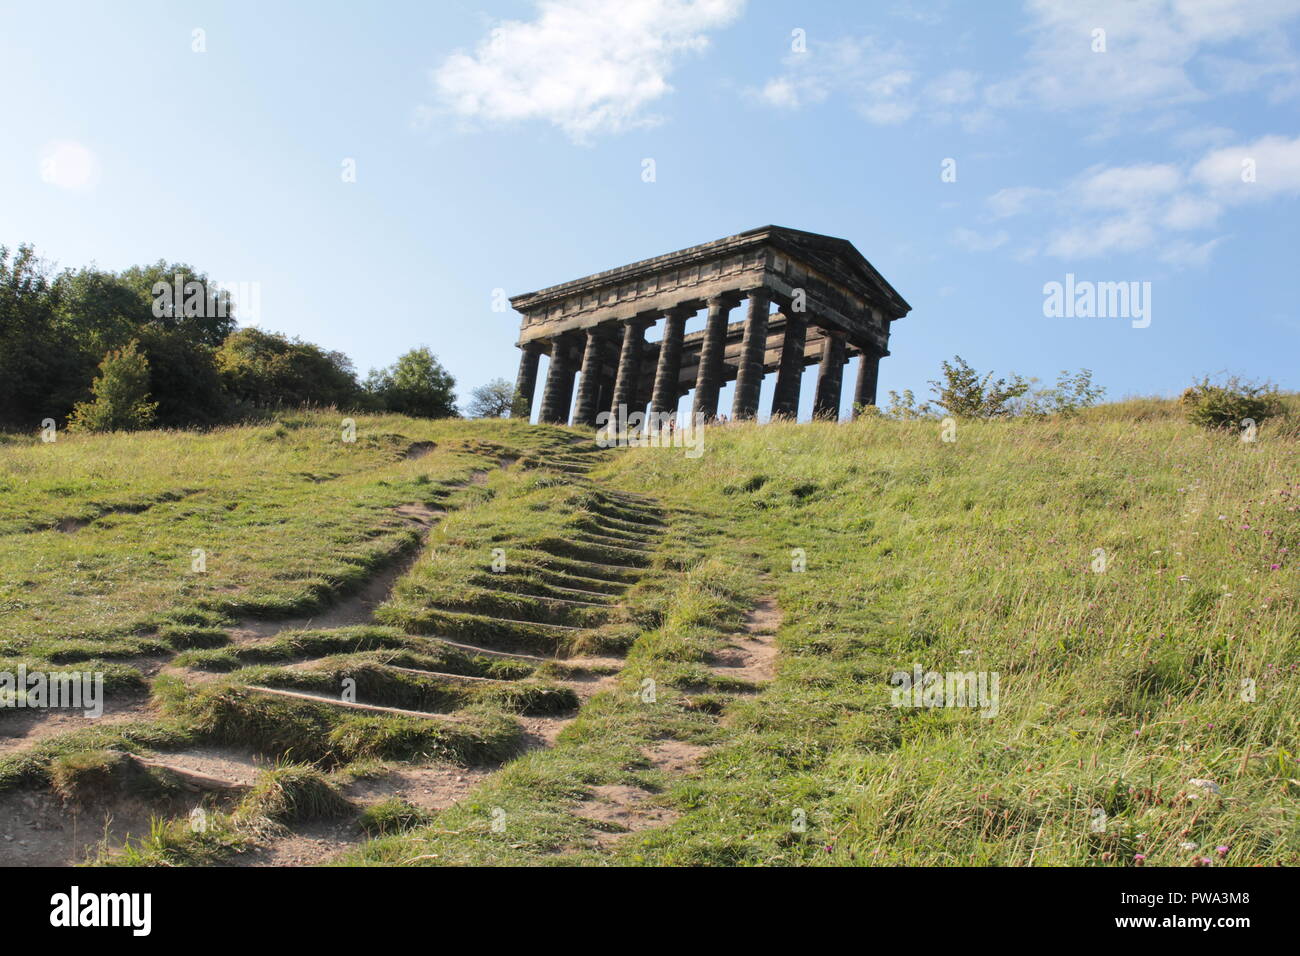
(537, 334), (579, 425)
(731, 291), (770, 421)
(853, 349), (881, 417)
(813, 331), (848, 421)
(650, 307), (689, 417)
(609, 317), (650, 422)
(771, 310), (807, 420)
(572, 326), (613, 428)
(513, 344), (542, 420)
(509, 226), (909, 425)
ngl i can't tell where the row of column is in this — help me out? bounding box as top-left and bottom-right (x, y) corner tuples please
(515, 291), (881, 426)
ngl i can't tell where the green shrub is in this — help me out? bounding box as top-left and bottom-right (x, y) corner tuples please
(1180, 376), (1282, 430)
(67, 340), (158, 433)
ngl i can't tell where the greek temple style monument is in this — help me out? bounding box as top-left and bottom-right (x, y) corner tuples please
(509, 226), (911, 426)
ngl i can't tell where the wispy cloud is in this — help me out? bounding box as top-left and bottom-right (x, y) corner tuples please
(951, 227), (1010, 252)
(987, 0), (1300, 113)
(755, 35), (917, 123)
(998, 134), (1300, 263)
(754, 1), (1300, 138)
(428, 0), (745, 143)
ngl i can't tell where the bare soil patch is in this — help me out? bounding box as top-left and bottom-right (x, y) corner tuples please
(0, 689), (155, 756)
(709, 595), (781, 684)
(0, 785), (200, 866)
(343, 764), (492, 813)
(575, 740), (708, 846)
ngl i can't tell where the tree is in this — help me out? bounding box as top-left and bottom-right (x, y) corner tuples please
(216, 327), (361, 409)
(68, 340), (158, 432)
(365, 347), (457, 418)
(0, 244), (79, 428)
(928, 355), (1029, 419)
(465, 378), (516, 418)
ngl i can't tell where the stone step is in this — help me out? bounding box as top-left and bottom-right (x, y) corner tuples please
(384, 664), (514, 684)
(428, 637), (554, 663)
(471, 586), (612, 609)
(549, 584), (622, 601)
(244, 685), (467, 720)
(433, 611), (583, 632)
(577, 532), (655, 551)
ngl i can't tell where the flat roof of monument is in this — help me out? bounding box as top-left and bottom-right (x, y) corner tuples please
(510, 225), (911, 317)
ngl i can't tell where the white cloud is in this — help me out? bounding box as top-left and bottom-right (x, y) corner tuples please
(1192, 134), (1300, 199)
(430, 0), (745, 142)
(925, 69), (979, 106)
(39, 141), (98, 190)
(993, 0), (1300, 113)
(990, 137), (1300, 264)
(951, 227), (1010, 252)
(753, 36), (916, 123)
(987, 186), (1051, 218)
(758, 77), (803, 109)
(1045, 213), (1158, 259)
(1159, 236), (1226, 267)
(1162, 194), (1222, 230)
(1171, 124), (1237, 150)
(1076, 163), (1183, 209)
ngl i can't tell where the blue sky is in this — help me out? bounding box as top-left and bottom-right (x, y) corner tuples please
(3, 0), (1298, 419)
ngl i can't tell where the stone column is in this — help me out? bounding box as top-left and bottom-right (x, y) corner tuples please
(812, 330), (848, 421)
(537, 336), (577, 425)
(770, 310), (807, 420)
(852, 348), (881, 418)
(733, 290), (769, 421)
(571, 326), (611, 428)
(731, 290), (770, 421)
(609, 317), (650, 424)
(513, 343), (542, 421)
(650, 306), (690, 420)
(691, 295), (734, 422)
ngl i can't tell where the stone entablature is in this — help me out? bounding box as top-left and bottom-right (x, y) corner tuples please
(509, 226), (911, 426)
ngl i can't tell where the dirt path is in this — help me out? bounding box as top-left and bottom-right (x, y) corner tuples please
(575, 594), (782, 850)
(709, 595), (781, 684)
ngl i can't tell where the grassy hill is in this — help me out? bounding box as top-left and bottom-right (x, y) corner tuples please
(1, 404), (1296, 866)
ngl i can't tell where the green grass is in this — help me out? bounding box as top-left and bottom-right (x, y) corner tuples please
(6, 400), (1297, 866)
(0, 412), (576, 657)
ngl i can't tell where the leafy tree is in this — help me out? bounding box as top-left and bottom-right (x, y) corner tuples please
(216, 328), (360, 409)
(135, 325), (228, 427)
(0, 244), (79, 428)
(928, 355), (1029, 419)
(67, 340), (158, 432)
(465, 378), (516, 418)
(115, 260), (237, 347)
(1181, 376), (1282, 430)
(365, 347), (457, 418)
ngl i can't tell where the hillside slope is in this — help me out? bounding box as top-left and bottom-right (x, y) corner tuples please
(1, 409), (1296, 866)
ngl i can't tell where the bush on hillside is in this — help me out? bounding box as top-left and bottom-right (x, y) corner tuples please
(67, 340), (158, 433)
(1020, 369), (1107, 417)
(1180, 376), (1282, 431)
(928, 355), (1030, 419)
